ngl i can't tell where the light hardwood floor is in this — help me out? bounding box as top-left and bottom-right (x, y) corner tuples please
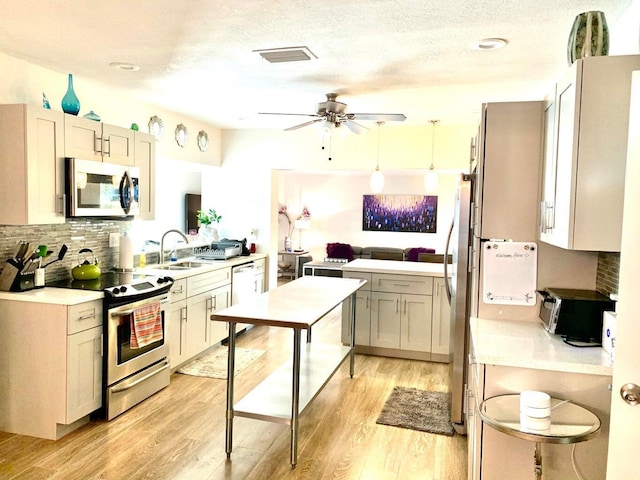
(0, 307), (467, 479)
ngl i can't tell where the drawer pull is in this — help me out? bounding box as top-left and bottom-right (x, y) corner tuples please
(392, 283), (411, 287)
(78, 312), (97, 321)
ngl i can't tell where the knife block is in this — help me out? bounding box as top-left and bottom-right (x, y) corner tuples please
(10, 272), (36, 292)
(0, 261), (36, 292)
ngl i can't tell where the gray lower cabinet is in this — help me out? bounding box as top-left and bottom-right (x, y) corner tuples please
(0, 297), (103, 440)
(168, 268), (231, 370)
(342, 269), (447, 362)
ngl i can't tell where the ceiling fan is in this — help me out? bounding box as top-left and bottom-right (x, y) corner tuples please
(259, 93), (407, 134)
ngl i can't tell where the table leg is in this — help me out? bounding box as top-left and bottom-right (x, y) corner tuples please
(534, 442), (542, 480)
(349, 292), (356, 378)
(290, 328), (302, 468)
(225, 322), (237, 459)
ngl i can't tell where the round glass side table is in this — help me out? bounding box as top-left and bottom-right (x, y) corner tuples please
(479, 394), (601, 480)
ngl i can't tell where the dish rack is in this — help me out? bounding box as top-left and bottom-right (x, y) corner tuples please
(194, 241), (242, 260)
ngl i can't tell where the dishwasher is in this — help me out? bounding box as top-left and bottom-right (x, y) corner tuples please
(231, 262), (258, 333)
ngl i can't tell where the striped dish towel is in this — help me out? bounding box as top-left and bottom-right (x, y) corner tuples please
(130, 301), (162, 348)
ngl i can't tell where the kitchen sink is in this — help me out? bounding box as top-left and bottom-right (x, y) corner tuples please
(154, 261), (207, 270)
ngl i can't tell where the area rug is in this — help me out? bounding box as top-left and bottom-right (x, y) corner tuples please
(376, 386), (455, 436)
(176, 346), (265, 379)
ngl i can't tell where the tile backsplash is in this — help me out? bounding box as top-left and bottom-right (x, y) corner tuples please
(596, 251), (620, 297)
(0, 219), (131, 283)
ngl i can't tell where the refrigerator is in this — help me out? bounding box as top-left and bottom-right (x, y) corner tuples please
(445, 101), (545, 432)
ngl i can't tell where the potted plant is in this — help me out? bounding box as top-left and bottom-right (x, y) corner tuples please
(197, 208), (222, 242)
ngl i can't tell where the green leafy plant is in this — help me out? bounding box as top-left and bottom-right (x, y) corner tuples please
(197, 208), (222, 226)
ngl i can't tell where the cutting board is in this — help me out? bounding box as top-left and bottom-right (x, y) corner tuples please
(482, 241), (537, 306)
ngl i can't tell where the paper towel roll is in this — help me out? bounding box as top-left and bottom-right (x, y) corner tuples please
(119, 233), (133, 270)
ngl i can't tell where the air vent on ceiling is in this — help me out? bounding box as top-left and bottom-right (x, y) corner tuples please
(254, 46), (318, 63)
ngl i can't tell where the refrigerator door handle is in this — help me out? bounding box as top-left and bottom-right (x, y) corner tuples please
(444, 220), (454, 305)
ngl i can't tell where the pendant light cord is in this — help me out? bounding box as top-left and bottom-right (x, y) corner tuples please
(429, 119), (439, 170)
(376, 121), (383, 170)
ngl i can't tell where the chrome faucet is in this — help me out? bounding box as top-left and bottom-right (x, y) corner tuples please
(160, 229), (189, 264)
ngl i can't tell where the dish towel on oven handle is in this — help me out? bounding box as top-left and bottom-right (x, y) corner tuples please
(130, 301), (162, 348)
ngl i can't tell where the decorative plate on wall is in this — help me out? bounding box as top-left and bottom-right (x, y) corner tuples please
(148, 115), (164, 140)
(175, 123), (189, 147)
(197, 130), (209, 152)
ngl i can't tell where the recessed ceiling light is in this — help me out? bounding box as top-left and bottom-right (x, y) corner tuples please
(470, 38), (508, 50)
(109, 62), (140, 72)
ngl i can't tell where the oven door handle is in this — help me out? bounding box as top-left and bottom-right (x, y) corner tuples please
(110, 359), (170, 393)
(110, 298), (170, 317)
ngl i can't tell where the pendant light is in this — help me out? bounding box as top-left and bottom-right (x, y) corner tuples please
(370, 121), (385, 193)
(424, 120), (439, 193)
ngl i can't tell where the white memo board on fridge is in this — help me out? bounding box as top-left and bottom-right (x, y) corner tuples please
(482, 241), (537, 306)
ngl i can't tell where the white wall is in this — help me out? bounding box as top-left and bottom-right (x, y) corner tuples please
(277, 171), (461, 262)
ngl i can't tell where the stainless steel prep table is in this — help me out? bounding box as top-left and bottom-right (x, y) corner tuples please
(211, 275), (367, 467)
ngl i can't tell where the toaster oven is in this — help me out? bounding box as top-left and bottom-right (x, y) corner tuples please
(538, 288), (615, 343)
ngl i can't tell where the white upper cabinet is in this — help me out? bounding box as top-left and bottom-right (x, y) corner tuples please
(0, 104), (66, 225)
(134, 131), (156, 220)
(540, 55), (640, 251)
(64, 114), (135, 166)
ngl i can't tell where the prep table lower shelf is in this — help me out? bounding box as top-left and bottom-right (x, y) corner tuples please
(235, 343), (352, 423)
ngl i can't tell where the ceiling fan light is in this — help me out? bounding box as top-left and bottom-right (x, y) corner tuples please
(370, 168), (384, 193)
(424, 171), (439, 193)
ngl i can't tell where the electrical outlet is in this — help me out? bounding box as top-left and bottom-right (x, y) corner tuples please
(109, 232), (120, 247)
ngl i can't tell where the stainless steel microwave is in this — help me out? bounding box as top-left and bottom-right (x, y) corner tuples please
(66, 158), (140, 217)
(538, 288), (615, 343)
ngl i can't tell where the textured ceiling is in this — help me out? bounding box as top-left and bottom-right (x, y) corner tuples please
(0, 0), (633, 129)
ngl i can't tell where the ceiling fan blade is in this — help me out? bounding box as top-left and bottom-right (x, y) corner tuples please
(284, 118), (324, 131)
(351, 113), (407, 122)
(344, 120), (369, 134)
(259, 112), (320, 118)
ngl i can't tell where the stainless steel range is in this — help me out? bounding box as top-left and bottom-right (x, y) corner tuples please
(49, 272), (174, 420)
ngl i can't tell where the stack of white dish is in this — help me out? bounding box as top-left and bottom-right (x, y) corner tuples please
(520, 391), (551, 432)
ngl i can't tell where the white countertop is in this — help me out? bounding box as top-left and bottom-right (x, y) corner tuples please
(0, 253), (267, 305)
(142, 253), (267, 280)
(342, 258), (448, 277)
(0, 287), (103, 305)
(470, 317), (613, 376)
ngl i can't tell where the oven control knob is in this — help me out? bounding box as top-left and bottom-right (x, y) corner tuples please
(120, 286), (128, 293)
(112, 287), (120, 295)
(157, 277), (165, 284)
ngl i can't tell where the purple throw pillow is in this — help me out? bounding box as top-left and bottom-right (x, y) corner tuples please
(326, 243), (354, 261)
(407, 247), (436, 262)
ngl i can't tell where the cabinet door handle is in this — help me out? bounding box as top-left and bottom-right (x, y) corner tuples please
(403, 299), (407, 314)
(396, 299), (399, 313)
(547, 202), (555, 230)
(540, 201), (546, 234)
(98, 334), (103, 357)
(181, 306), (187, 322)
(467, 390), (475, 417)
(103, 137), (111, 156)
(95, 135), (102, 154)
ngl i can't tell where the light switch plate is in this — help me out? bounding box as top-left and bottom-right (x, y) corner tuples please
(109, 232), (120, 247)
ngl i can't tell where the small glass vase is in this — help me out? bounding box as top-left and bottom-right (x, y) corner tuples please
(567, 11), (609, 66)
(61, 73), (81, 115)
(199, 225), (219, 244)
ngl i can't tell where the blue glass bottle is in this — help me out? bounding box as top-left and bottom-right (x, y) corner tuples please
(61, 73), (80, 115)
